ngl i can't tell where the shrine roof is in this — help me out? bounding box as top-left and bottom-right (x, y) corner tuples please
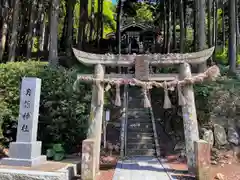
(106, 17), (154, 38)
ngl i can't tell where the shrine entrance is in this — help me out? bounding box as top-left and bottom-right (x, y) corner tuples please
(73, 46), (220, 180)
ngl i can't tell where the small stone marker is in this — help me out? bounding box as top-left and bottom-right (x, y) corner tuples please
(194, 140), (211, 180)
(1, 77), (46, 166)
(81, 138), (96, 180)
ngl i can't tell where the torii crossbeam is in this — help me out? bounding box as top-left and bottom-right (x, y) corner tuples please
(73, 46), (214, 66)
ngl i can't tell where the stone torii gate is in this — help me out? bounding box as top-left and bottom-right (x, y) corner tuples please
(73, 47), (220, 180)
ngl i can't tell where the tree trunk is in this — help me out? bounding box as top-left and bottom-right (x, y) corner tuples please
(172, 0), (177, 50)
(26, 0), (38, 60)
(38, 19), (45, 58)
(43, 7), (51, 53)
(77, 0), (88, 49)
(48, 0), (59, 66)
(77, 13), (83, 49)
(236, 0), (240, 55)
(229, 0), (237, 72)
(167, 0), (172, 53)
(116, 0), (122, 54)
(179, 0), (185, 53)
(183, 1), (187, 39)
(0, 4), (2, 22)
(89, 0), (95, 41)
(222, 0), (225, 51)
(44, 24), (50, 52)
(0, 2), (10, 62)
(18, 2), (29, 57)
(97, 0), (101, 42)
(38, 0), (45, 53)
(8, 0), (20, 62)
(163, 0), (167, 53)
(198, 0), (207, 72)
(193, 0), (198, 51)
(60, 0), (68, 49)
(83, 0), (88, 50)
(66, 0), (76, 56)
(212, 0), (216, 49)
(100, 0), (104, 39)
(0, 15), (8, 62)
(207, 0), (213, 64)
(207, 0), (212, 45)
(213, 0), (218, 62)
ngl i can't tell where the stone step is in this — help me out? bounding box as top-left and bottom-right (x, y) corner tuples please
(128, 103), (144, 109)
(127, 137), (155, 144)
(127, 115), (151, 121)
(127, 122), (152, 128)
(128, 107), (149, 111)
(127, 109), (149, 113)
(127, 143), (155, 149)
(128, 101), (144, 105)
(127, 131), (154, 138)
(127, 134), (154, 141)
(127, 109), (150, 115)
(127, 109), (149, 114)
(127, 149), (156, 156)
(127, 127), (153, 133)
(128, 106), (145, 109)
(128, 95), (144, 99)
(127, 118), (152, 123)
(128, 91), (143, 96)
(127, 127), (153, 134)
(127, 132), (154, 137)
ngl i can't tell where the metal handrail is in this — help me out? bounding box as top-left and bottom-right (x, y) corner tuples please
(124, 84), (128, 156)
(148, 90), (161, 157)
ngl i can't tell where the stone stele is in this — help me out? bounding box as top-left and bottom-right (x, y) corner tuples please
(1, 77), (46, 167)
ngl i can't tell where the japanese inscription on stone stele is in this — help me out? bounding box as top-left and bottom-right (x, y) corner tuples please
(21, 88), (32, 132)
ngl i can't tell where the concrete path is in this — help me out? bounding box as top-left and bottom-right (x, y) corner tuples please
(112, 156), (171, 180)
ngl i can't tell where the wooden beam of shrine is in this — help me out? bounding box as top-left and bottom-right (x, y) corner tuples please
(77, 73), (199, 81)
(72, 47), (214, 66)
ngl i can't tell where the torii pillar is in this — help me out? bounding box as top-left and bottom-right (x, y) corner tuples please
(80, 64), (105, 180)
(179, 63), (200, 174)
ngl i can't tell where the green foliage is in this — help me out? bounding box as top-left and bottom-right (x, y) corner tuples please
(74, 0), (116, 39)
(102, 0), (116, 36)
(135, 2), (154, 22)
(215, 47), (240, 65)
(194, 83), (215, 124)
(193, 65), (240, 124)
(46, 143), (65, 161)
(216, 47), (228, 65)
(0, 62), (91, 153)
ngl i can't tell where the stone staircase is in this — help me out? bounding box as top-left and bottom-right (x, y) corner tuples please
(126, 87), (157, 157)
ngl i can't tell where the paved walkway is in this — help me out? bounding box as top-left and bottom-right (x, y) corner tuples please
(112, 156), (171, 180)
